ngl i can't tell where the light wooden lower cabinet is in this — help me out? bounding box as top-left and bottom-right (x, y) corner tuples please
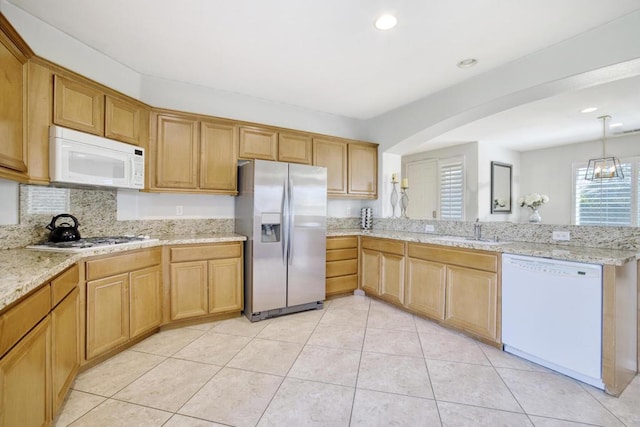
(445, 265), (498, 342)
(85, 248), (162, 360)
(405, 257), (446, 320)
(326, 236), (359, 297)
(51, 287), (80, 415)
(169, 243), (243, 321)
(208, 258), (243, 314)
(86, 273), (129, 360)
(0, 316), (51, 427)
(360, 249), (381, 295)
(360, 237), (406, 305)
(405, 242), (500, 343)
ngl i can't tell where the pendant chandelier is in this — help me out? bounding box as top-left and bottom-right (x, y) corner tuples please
(585, 115), (624, 180)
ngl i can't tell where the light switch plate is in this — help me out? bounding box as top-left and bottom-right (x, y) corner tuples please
(552, 230), (570, 241)
(424, 224), (435, 233)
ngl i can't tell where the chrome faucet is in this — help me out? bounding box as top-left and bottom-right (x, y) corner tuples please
(473, 218), (482, 240)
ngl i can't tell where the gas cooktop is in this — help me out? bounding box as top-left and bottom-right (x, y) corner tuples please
(27, 236), (158, 253)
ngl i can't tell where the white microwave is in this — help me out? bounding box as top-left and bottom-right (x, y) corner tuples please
(49, 125), (145, 190)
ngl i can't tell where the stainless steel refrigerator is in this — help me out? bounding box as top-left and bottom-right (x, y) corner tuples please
(235, 160), (327, 321)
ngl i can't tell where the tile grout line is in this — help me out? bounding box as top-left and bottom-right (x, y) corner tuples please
(254, 302), (331, 426)
(347, 295), (371, 426)
(415, 315), (444, 426)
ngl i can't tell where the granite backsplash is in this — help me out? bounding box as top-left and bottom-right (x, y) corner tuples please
(2, 185), (640, 251)
(0, 186), (234, 250)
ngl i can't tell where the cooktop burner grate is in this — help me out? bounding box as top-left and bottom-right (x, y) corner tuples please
(27, 236), (157, 252)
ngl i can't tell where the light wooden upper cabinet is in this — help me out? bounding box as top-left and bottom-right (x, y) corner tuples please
(239, 126), (277, 161)
(155, 114), (199, 189)
(0, 18), (29, 179)
(313, 137), (347, 196)
(313, 138), (378, 199)
(348, 143), (377, 197)
(200, 120), (238, 191)
(53, 75), (105, 135)
(279, 131), (312, 165)
(151, 113), (238, 194)
(52, 74), (148, 147)
(105, 95), (141, 145)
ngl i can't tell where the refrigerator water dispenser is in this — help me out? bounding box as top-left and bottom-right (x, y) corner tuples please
(261, 213), (281, 243)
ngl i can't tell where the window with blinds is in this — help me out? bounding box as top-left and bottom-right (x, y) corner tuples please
(573, 162), (633, 226)
(439, 160), (464, 220)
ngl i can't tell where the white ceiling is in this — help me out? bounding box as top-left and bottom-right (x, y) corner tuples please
(7, 0), (640, 152)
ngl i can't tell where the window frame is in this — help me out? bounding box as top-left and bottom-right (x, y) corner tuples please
(438, 156), (465, 221)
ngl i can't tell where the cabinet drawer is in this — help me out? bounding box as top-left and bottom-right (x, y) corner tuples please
(326, 259), (358, 278)
(0, 285), (51, 358)
(51, 264), (80, 307)
(362, 237), (405, 255)
(326, 275), (358, 295)
(326, 248), (357, 262)
(408, 243), (497, 273)
(170, 243), (242, 263)
(86, 247), (161, 281)
(326, 236), (357, 250)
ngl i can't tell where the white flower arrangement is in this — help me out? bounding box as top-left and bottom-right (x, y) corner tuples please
(517, 193), (549, 210)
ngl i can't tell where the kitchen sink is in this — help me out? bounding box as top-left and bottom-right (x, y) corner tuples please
(433, 236), (511, 246)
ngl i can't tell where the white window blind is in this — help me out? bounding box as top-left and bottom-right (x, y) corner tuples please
(574, 163), (632, 226)
(439, 160), (464, 220)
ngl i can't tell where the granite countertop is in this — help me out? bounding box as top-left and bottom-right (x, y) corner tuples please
(3, 229), (637, 313)
(327, 229), (639, 266)
(0, 233), (247, 312)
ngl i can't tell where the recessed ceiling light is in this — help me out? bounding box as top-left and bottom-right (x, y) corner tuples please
(374, 14), (397, 31)
(456, 58), (478, 69)
(581, 107), (598, 113)
(610, 122), (623, 128)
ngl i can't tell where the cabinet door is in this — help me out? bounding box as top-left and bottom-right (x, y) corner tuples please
(445, 265), (498, 342)
(0, 36), (27, 174)
(405, 258), (446, 320)
(208, 258), (243, 314)
(155, 114), (199, 189)
(53, 75), (104, 135)
(200, 120), (238, 192)
(380, 252), (405, 305)
(361, 249), (380, 295)
(51, 288), (79, 415)
(0, 317), (50, 427)
(86, 273), (129, 360)
(105, 96), (141, 145)
(313, 138), (347, 196)
(129, 266), (162, 339)
(278, 131), (311, 164)
(348, 144), (377, 198)
(238, 126), (277, 161)
(170, 261), (208, 320)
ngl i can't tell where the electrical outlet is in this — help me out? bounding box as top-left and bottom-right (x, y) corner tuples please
(424, 224), (435, 233)
(176, 205), (183, 216)
(552, 230), (570, 241)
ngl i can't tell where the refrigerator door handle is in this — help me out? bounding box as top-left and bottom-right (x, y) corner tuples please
(281, 179), (288, 266)
(288, 177), (294, 265)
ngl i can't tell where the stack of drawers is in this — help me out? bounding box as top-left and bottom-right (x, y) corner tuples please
(325, 236), (358, 297)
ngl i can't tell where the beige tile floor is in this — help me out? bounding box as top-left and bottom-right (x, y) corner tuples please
(55, 295), (640, 426)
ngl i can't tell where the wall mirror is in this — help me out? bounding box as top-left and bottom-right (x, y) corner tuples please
(491, 161), (512, 213)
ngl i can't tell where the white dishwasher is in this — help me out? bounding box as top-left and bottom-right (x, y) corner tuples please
(502, 254), (604, 389)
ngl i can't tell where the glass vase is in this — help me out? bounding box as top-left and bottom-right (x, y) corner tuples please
(529, 208), (542, 223)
